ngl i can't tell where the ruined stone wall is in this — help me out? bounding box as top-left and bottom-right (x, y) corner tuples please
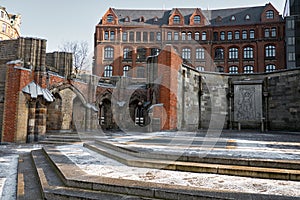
(46, 52), (73, 78)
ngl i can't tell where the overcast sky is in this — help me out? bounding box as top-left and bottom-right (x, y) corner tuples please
(1, 0), (285, 52)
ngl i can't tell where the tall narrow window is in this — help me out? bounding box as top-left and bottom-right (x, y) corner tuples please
(264, 28), (270, 38)
(243, 47), (253, 59)
(265, 45), (276, 58)
(195, 32), (200, 40)
(196, 48), (205, 60)
(213, 32), (218, 41)
(156, 32), (161, 41)
(249, 30), (255, 39)
(122, 32), (128, 41)
(136, 32), (141, 41)
(229, 48), (238, 59)
(104, 31), (109, 40)
(167, 32), (172, 40)
(243, 65), (254, 74)
(104, 47), (114, 59)
(271, 27), (276, 37)
(194, 15), (201, 24)
(174, 32), (179, 40)
(220, 31), (225, 40)
(137, 48), (147, 61)
(110, 31), (115, 41)
(182, 48), (191, 60)
(182, 32), (186, 40)
(187, 32), (192, 40)
(242, 30), (247, 39)
(150, 32), (155, 41)
(202, 32), (207, 41)
(129, 31), (134, 42)
(174, 15), (180, 24)
(235, 31), (240, 40)
(104, 65), (113, 77)
(228, 31), (233, 40)
(143, 32), (148, 42)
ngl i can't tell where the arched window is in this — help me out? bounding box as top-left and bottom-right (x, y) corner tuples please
(107, 14), (114, 22)
(181, 32), (186, 40)
(242, 30), (247, 39)
(196, 66), (204, 71)
(229, 47), (238, 59)
(104, 47), (114, 59)
(196, 48), (205, 60)
(187, 32), (192, 40)
(125, 16), (130, 22)
(266, 10), (274, 19)
(195, 32), (200, 40)
(220, 31), (225, 40)
(174, 15), (180, 24)
(228, 31), (233, 40)
(139, 16), (145, 22)
(104, 31), (109, 40)
(215, 48), (224, 60)
(194, 15), (201, 24)
(249, 30), (255, 39)
(229, 66), (239, 74)
(202, 32), (207, 41)
(235, 31), (240, 40)
(137, 47), (147, 61)
(265, 45), (276, 58)
(265, 64), (276, 72)
(243, 65), (254, 74)
(104, 65), (113, 77)
(123, 65), (131, 77)
(123, 47), (132, 59)
(174, 32), (179, 40)
(243, 47), (253, 59)
(182, 48), (191, 60)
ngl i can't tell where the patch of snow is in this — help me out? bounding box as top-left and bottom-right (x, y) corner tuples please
(57, 144), (300, 197)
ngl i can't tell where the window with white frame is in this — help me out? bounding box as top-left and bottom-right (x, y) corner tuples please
(123, 65), (131, 77)
(122, 32), (128, 41)
(264, 28), (270, 38)
(104, 65), (113, 77)
(243, 47), (253, 59)
(228, 31), (233, 40)
(235, 31), (240, 40)
(187, 32), (192, 40)
(266, 10), (274, 19)
(215, 48), (224, 60)
(196, 66), (204, 71)
(220, 31), (225, 40)
(104, 31), (109, 40)
(265, 64), (276, 72)
(156, 32), (161, 41)
(243, 65), (254, 74)
(229, 66), (239, 74)
(110, 31), (115, 41)
(167, 32), (172, 40)
(195, 32), (200, 40)
(182, 32), (186, 40)
(288, 37), (295, 45)
(265, 45), (276, 58)
(202, 32), (207, 40)
(182, 48), (191, 60)
(288, 52), (296, 61)
(229, 48), (238, 59)
(249, 30), (255, 39)
(271, 27), (276, 37)
(174, 32), (179, 40)
(194, 15), (201, 24)
(104, 47), (114, 59)
(196, 48), (205, 60)
(107, 14), (114, 22)
(174, 15), (180, 24)
(123, 47), (132, 59)
(242, 30), (247, 39)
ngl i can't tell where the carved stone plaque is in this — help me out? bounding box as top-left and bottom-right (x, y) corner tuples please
(234, 84), (262, 122)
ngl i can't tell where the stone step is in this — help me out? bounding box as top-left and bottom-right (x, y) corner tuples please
(31, 149), (158, 200)
(84, 141), (300, 181)
(94, 139), (300, 170)
(42, 146), (231, 200)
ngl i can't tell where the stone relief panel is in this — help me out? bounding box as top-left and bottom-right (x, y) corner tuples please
(234, 84), (262, 122)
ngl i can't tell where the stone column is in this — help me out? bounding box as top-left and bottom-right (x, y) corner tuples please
(27, 100), (36, 143)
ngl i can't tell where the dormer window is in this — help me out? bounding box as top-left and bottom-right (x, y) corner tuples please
(174, 15), (180, 24)
(266, 10), (274, 19)
(125, 16), (130, 22)
(154, 17), (158, 22)
(194, 15), (201, 24)
(139, 16), (145, 22)
(230, 15), (236, 21)
(107, 14), (114, 23)
(245, 14), (250, 20)
(216, 16), (222, 22)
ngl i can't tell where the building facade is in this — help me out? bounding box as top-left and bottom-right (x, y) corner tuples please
(0, 6), (21, 40)
(284, 0), (300, 68)
(93, 3), (285, 77)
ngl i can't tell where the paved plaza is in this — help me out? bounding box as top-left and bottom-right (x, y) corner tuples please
(0, 130), (300, 199)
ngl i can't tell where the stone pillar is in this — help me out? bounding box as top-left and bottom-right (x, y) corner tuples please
(27, 100), (36, 143)
(34, 100), (47, 141)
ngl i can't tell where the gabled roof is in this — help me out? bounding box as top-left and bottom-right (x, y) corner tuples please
(100, 4), (283, 27)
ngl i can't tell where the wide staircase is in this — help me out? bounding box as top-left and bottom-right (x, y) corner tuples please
(16, 134), (300, 200)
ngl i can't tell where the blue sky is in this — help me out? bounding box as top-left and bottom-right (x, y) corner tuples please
(1, 0), (285, 52)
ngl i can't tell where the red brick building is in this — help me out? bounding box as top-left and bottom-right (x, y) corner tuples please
(93, 3), (285, 76)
